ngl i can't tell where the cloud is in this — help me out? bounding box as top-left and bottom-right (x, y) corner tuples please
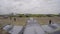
(0, 0), (60, 14)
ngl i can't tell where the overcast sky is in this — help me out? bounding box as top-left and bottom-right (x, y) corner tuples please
(0, 0), (60, 14)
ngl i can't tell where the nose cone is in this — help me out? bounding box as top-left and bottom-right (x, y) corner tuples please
(27, 17), (39, 26)
(29, 17), (34, 21)
(24, 18), (45, 34)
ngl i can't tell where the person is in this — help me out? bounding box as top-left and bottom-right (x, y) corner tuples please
(14, 18), (16, 21)
(49, 20), (52, 25)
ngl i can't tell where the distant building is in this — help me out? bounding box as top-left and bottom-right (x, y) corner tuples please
(0, 15), (9, 19)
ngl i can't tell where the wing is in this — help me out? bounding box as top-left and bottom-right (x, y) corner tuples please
(3, 25), (24, 34)
(41, 23), (60, 34)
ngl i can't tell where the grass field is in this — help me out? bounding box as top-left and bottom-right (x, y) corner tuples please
(0, 17), (60, 26)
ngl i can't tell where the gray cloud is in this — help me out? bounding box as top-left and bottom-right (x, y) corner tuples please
(0, 0), (60, 14)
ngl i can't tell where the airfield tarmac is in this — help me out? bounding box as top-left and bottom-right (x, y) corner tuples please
(0, 17), (60, 34)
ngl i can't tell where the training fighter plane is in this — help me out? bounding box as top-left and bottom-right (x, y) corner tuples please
(3, 17), (60, 34)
